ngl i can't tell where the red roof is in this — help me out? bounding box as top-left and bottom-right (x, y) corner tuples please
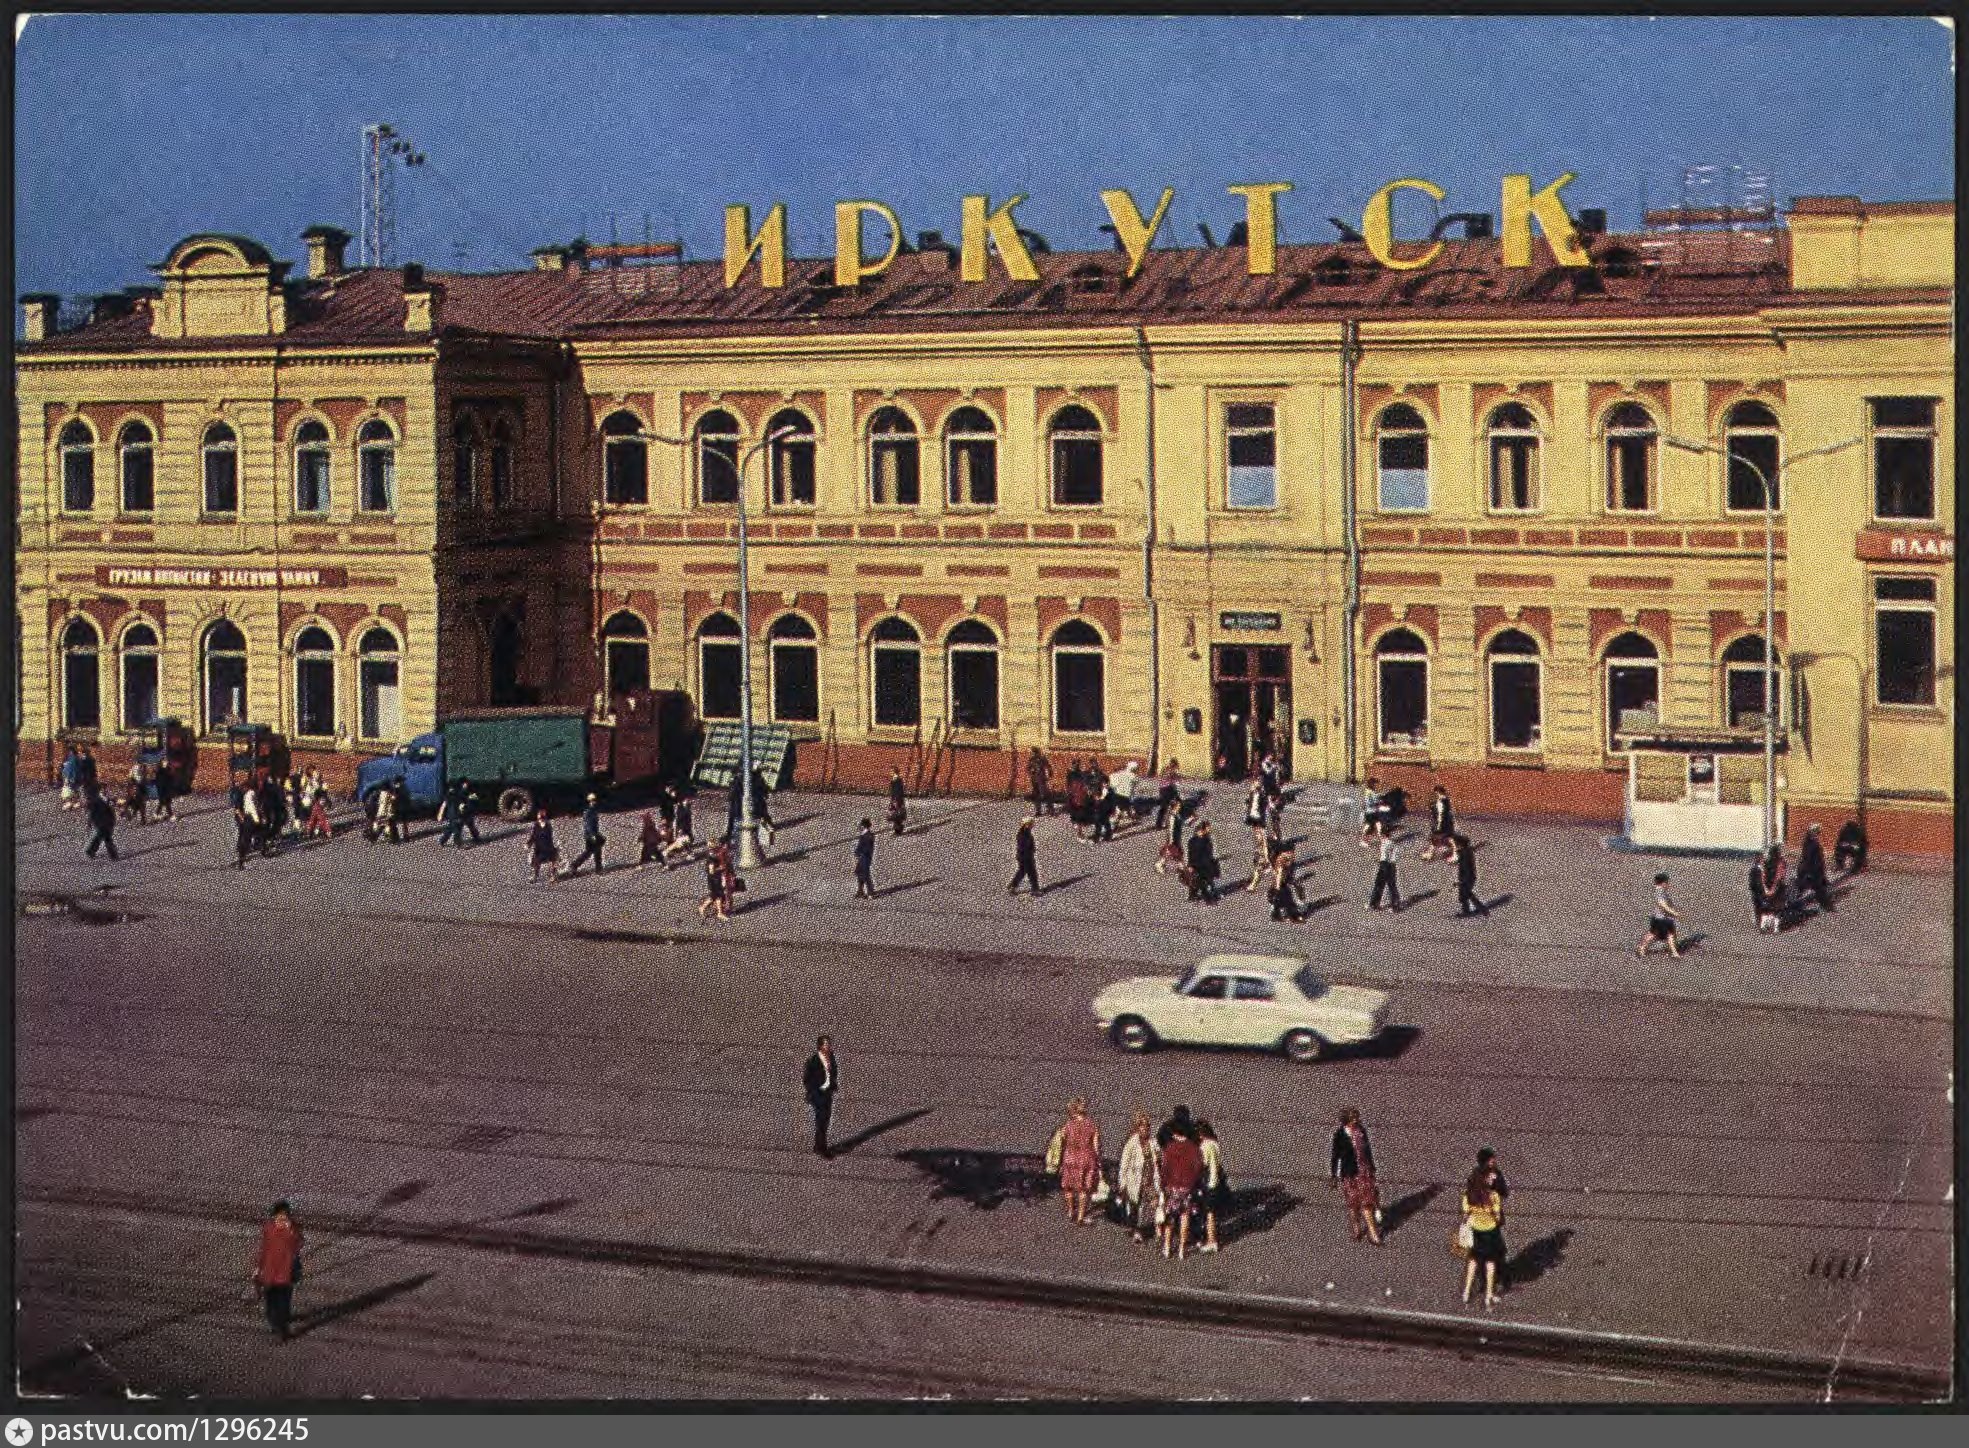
(23, 228), (1948, 355)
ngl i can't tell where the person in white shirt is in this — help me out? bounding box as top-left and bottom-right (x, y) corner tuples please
(1367, 832), (1402, 912)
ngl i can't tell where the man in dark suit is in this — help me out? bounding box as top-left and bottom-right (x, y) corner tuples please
(1007, 816), (1041, 896)
(83, 784), (119, 860)
(1186, 820), (1219, 903)
(1797, 822), (1834, 913)
(1452, 833), (1489, 917)
(803, 1036), (838, 1158)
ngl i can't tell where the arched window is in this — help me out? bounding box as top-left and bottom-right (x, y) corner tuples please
(489, 418), (516, 510)
(947, 618), (1000, 730)
(119, 622), (159, 731)
(1724, 401), (1782, 513)
(1604, 631), (1661, 749)
(59, 420), (96, 513)
(868, 407), (920, 507)
(452, 414), (479, 509)
(768, 408), (817, 508)
(1487, 403), (1541, 512)
(944, 406), (998, 507)
(60, 616), (100, 731)
(602, 410), (648, 506)
(1722, 634), (1782, 731)
(1376, 404), (1430, 512)
(768, 613), (820, 723)
(1049, 404), (1104, 507)
(293, 625), (337, 738)
(870, 616), (921, 727)
(695, 409), (741, 506)
(1604, 402), (1657, 513)
(202, 422), (239, 514)
(1486, 629), (1542, 751)
(1050, 619), (1106, 733)
(601, 610), (651, 698)
(358, 627), (401, 740)
(118, 421), (155, 514)
(201, 619), (248, 732)
(357, 420), (397, 513)
(1374, 628), (1429, 749)
(695, 611), (743, 720)
(293, 420), (331, 515)
(487, 613), (524, 706)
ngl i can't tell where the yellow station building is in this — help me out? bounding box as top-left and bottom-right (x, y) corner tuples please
(14, 196), (1953, 855)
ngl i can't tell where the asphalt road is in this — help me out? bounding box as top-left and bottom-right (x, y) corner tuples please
(14, 905), (1954, 1401)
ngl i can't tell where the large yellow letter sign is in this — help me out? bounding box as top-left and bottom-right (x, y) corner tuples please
(960, 194), (1041, 283)
(724, 203), (787, 288)
(1361, 178), (1446, 272)
(1227, 182), (1293, 275)
(1098, 187), (1176, 278)
(1501, 172), (1590, 267)
(835, 200), (904, 287)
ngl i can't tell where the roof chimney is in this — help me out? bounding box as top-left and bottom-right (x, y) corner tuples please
(914, 231), (955, 270)
(301, 225), (351, 279)
(19, 292), (59, 341)
(91, 292), (136, 323)
(531, 245), (570, 272)
(1577, 208), (1607, 236)
(402, 263), (439, 333)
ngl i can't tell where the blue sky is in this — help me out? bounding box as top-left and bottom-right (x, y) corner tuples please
(14, 13), (1955, 301)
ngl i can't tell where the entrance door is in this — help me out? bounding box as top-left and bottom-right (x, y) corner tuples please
(1212, 644), (1292, 779)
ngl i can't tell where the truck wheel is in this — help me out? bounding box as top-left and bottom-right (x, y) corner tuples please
(1282, 1028), (1327, 1063)
(497, 786), (534, 821)
(1110, 1017), (1157, 1053)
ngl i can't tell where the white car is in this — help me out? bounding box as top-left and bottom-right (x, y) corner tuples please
(1093, 954), (1391, 1062)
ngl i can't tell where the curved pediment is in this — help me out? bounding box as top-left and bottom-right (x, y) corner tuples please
(155, 234), (278, 277)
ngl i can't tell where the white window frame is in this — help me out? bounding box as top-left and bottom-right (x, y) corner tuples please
(1603, 403), (1658, 515)
(357, 626), (403, 742)
(1721, 636), (1784, 731)
(1869, 397), (1939, 524)
(118, 422), (155, 515)
(944, 407), (999, 510)
(1486, 639), (1544, 753)
(1048, 406), (1105, 509)
(869, 619), (923, 728)
(1049, 626), (1108, 736)
(945, 623), (1002, 732)
(200, 621), (248, 734)
(867, 408), (922, 510)
(695, 616), (744, 721)
(1603, 639), (1662, 751)
(118, 621), (160, 732)
(1375, 405), (1431, 514)
(292, 421), (332, 516)
(1872, 575), (1940, 709)
(201, 424), (240, 516)
(59, 616), (101, 732)
(1723, 402), (1783, 516)
(694, 412), (743, 508)
(600, 611), (652, 699)
(1373, 633), (1430, 751)
(1224, 402), (1279, 511)
(1486, 404), (1543, 514)
(767, 615), (822, 725)
(291, 625), (339, 740)
(59, 420), (96, 515)
(601, 411), (649, 508)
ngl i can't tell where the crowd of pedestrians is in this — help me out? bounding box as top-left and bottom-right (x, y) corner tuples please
(1045, 1101), (1229, 1260)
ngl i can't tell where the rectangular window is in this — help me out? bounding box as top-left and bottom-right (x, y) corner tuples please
(1377, 658), (1428, 749)
(872, 647), (921, 727)
(605, 444), (648, 507)
(1489, 436), (1540, 511)
(771, 645), (819, 724)
(122, 654), (158, 731)
(1607, 436), (1653, 512)
(62, 449), (95, 513)
(1875, 576), (1938, 706)
(63, 652), (100, 731)
(948, 437), (997, 507)
(1377, 433), (1429, 512)
(1727, 665), (1773, 729)
(699, 641), (743, 720)
(1490, 660), (1541, 750)
(295, 451), (330, 514)
(453, 441), (475, 507)
(949, 650), (1000, 730)
(490, 443), (513, 509)
(871, 442), (920, 507)
(360, 659), (401, 740)
(700, 441), (739, 505)
(121, 448), (154, 513)
(1607, 664), (1661, 749)
(295, 658), (335, 737)
(1872, 398), (1936, 520)
(203, 450), (239, 514)
(1051, 437), (1103, 507)
(1727, 433), (1780, 512)
(1053, 652), (1105, 733)
(1225, 403), (1277, 510)
(359, 449), (395, 513)
(772, 442), (816, 508)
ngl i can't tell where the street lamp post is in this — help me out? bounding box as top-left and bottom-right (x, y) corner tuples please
(627, 424), (795, 871)
(1665, 433), (1861, 850)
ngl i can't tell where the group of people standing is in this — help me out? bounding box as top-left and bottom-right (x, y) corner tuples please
(1048, 1101), (1228, 1261)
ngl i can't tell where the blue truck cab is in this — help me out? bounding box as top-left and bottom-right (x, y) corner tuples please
(354, 732), (445, 812)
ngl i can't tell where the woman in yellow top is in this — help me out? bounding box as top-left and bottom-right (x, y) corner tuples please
(1460, 1162), (1507, 1309)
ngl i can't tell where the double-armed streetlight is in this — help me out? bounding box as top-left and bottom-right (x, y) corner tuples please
(1663, 432), (1862, 849)
(624, 423), (797, 870)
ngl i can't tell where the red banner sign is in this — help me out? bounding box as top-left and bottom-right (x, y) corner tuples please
(96, 564), (350, 589)
(1854, 530), (1953, 562)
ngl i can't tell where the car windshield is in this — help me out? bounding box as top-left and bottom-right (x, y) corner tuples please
(1292, 966), (1330, 1001)
(1173, 965), (1198, 994)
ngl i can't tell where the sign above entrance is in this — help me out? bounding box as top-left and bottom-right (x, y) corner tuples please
(1220, 610), (1283, 632)
(97, 564), (350, 589)
(1855, 529), (1953, 562)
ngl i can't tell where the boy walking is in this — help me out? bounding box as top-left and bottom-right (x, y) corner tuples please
(1638, 871), (1682, 958)
(1367, 832), (1402, 912)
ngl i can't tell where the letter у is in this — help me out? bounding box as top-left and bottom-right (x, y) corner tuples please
(835, 200), (904, 287)
(1501, 173), (1590, 267)
(724, 203), (788, 288)
(1361, 178), (1447, 271)
(1227, 182), (1293, 275)
(1099, 187), (1176, 278)
(960, 195), (1040, 283)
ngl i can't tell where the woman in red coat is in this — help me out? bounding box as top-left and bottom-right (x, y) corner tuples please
(1052, 1097), (1103, 1225)
(252, 1200), (304, 1340)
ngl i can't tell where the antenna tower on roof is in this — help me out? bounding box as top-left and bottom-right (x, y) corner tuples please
(361, 124), (426, 268)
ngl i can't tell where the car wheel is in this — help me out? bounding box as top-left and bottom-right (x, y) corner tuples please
(1110, 1016), (1157, 1053)
(497, 785), (535, 821)
(1282, 1028), (1327, 1062)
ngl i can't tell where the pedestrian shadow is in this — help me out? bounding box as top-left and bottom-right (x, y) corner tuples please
(876, 878), (938, 899)
(1301, 893), (1345, 916)
(499, 1195), (580, 1221)
(773, 812), (822, 831)
(1506, 1228), (1574, 1289)
(1393, 888), (1439, 914)
(895, 1147), (1053, 1209)
(1680, 931), (1708, 952)
(122, 838), (199, 858)
(831, 1106), (934, 1157)
(735, 891), (796, 913)
(1377, 1181), (1443, 1238)
(1038, 873), (1092, 896)
(1482, 891), (1514, 913)
(1216, 1184), (1301, 1247)
(1340, 1024), (1421, 1062)
(290, 1270), (437, 1337)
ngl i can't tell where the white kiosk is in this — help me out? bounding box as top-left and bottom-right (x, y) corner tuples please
(1622, 728), (1783, 852)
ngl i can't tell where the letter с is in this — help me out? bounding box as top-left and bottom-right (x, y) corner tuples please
(1361, 178), (1447, 271)
(724, 203), (788, 288)
(1099, 188), (1176, 278)
(960, 195), (1040, 283)
(834, 200), (904, 287)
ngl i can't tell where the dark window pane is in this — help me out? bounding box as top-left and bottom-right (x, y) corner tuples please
(606, 640), (651, 697)
(122, 447), (154, 512)
(1876, 609), (1936, 706)
(1875, 577), (1937, 602)
(1255, 648), (1289, 679)
(772, 644), (819, 723)
(1226, 404), (1273, 429)
(1609, 434), (1652, 511)
(63, 650), (99, 730)
(773, 440), (816, 506)
(1491, 660), (1540, 749)
(204, 450), (238, 513)
(700, 438), (739, 505)
(950, 649), (999, 729)
(206, 656), (247, 730)
(360, 448), (395, 512)
(62, 447), (95, 512)
(1216, 647), (1249, 679)
(1727, 666), (1770, 728)
(1608, 664), (1660, 745)
(1727, 434), (1779, 511)
(872, 438), (920, 506)
(949, 437), (997, 506)
(1052, 436), (1103, 506)
(1228, 429), (1276, 468)
(296, 450), (330, 513)
(122, 652), (158, 729)
(700, 640), (742, 719)
(1054, 651), (1105, 732)
(1379, 658), (1427, 746)
(605, 440), (648, 506)
(1871, 398), (1934, 429)
(873, 646), (921, 726)
(1874, 436), (1933, 519)
(296, 657), (335, 736)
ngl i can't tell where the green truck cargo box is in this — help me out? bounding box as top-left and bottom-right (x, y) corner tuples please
(442, 710), (594, 790)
